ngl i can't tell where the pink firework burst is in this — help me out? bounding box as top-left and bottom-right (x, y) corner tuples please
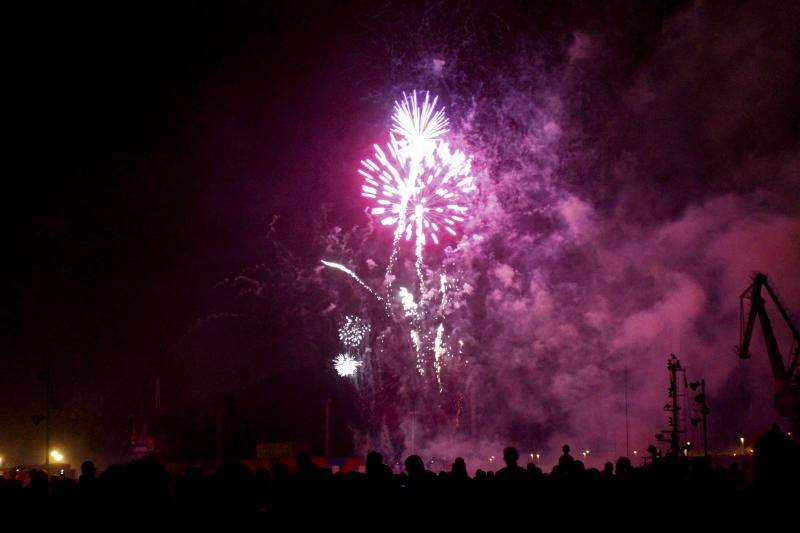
(359, 91), (476, 247)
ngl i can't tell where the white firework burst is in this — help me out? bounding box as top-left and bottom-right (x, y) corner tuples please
(333, 354), (362, 377)
(391, 91), (449, 153)
(338, 315), (370, 349)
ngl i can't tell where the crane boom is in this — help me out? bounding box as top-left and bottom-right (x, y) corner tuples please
(738, 273), (800, 420)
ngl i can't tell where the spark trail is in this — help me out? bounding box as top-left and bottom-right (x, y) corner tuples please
(320, 260), (382, 301)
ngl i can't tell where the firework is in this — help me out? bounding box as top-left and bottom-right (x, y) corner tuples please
(333, 354), (362, 377)
(398, 287), (419, 318)
(339, 315), (370, 348)
(321, 260), (381, 300)
(360, 91), (476, 252)
(325, 91), (473, 407)
(433, 322), (446, 391)
(391, 91), (449, 157)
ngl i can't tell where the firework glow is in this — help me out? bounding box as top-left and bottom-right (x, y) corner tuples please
(320, 260), (382, 300)
(360, 91), (476, 298)
(323, 90), (478, 455)
(338, 315), (371, 348)
(333, 354), (362, 377)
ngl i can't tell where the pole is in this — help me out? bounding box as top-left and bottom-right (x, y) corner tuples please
(410, 411), (416, 455)
(700, 380), (708, 459)
(324, 399), (331, 461)
(45, 383), (51, 470)
(625, 368), (630, 458)
(44, 370), (52, 470)
(216, 407), (223, 463)
(667, 355), (682, 455)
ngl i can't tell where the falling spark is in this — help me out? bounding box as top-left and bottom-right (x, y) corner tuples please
(410, 329), (423, 375)
(321, 260), (382, 300)
(433, 323), (445, 391)
(439, 272), (449, 310)
(398, 286), (420, 318)
(333, 354), (362, 377)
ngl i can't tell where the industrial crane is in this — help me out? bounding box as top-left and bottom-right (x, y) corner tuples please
(738, 272), (800, 423)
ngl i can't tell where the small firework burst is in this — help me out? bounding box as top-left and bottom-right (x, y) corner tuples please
(333, 354), (362, 377)
(338, 315), (371, 348)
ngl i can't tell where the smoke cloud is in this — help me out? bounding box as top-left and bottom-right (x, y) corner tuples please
(207, 1), (799, 466)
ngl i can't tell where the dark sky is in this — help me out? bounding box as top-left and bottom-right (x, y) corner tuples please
(4, 0), (798, 466)
(4, 1), (381, 463)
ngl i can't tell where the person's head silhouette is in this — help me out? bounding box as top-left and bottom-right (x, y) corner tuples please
(503, 447), (519, 467)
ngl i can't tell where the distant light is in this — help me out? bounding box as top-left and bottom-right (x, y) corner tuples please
(739, 437), (744, 444)
(49, 450), (64, 463)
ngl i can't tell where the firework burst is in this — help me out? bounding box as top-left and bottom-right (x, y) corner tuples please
(326, 91), (474, 408)
(338, 315), (371, 348)
(361, 91), (475, 247)
(333, 354), (362, 377)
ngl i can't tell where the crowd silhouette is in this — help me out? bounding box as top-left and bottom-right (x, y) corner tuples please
(0, 424), (796, 526)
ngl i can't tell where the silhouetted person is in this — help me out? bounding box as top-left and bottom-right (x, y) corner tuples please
(559, 444), (574, 469)
(366, 451), (393, 482)
(450, 457), (469, 481)
(79, 460), (98, 503)
(80, 460), (96, 483)
(615, 456), (633, 479)
(753, 423), (798, 490)
(126, 456), (171, 512)
(296, 451), (321, 481)
(270, 460), (290, 482)
(213, 462), (258, 513)
(404, 454), (427, 481)
(525, 462), (542, 480)
(749, 424), (799, 528)
(571, 459), (586, 479)
(496, 447), (526, 481)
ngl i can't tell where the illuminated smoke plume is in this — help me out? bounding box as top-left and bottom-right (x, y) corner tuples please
(209, 2), (800, 467)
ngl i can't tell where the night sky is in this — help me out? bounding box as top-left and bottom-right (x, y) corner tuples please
(4, 1), (799, 466)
